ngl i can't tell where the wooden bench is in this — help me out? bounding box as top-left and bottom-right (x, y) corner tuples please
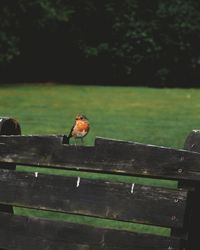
(0, 117), (200, 250)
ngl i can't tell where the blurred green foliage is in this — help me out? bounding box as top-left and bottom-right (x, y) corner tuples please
(0, 0), (200, 85)
(0, 0), (73, 62)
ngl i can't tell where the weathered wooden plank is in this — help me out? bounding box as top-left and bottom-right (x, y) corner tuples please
(1, 135), (200, 180)
(0, 212), (181, 250)
(0, 169), (188, 228)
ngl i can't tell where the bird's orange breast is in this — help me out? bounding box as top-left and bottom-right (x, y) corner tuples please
(76, 120), (90, 131)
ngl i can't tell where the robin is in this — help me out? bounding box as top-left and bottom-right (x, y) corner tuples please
(63, 114), (90, 144)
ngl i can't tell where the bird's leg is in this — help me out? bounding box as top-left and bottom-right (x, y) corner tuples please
(81, 137), (84, 145)
(74, 138), (77, 147)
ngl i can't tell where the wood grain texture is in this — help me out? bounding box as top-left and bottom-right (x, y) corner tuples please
(0, 212), (181, 250)
(0, 134), (191, 249)
(1, 135), (200, 180)
(0, 169), (188, 228)
(0, 117), (21, 244)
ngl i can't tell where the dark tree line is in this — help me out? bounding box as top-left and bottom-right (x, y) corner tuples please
(1, 0), (200, 86)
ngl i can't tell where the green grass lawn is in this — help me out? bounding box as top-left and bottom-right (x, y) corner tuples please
(1, 83), (200, 236)
(0, 83), (199, 148)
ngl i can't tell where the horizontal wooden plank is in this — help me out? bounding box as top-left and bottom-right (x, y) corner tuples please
(0, 212), (181, 250)
(0, 135), (200, 180)
(0, 169), (188, 228)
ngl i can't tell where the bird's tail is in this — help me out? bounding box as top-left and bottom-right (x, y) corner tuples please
(62, 135), (70, 144)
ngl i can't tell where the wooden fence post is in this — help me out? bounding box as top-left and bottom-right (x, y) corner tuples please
(183, 130), (200, 250)
(0, 117), (21, 212)
(0, 117), (21, 250)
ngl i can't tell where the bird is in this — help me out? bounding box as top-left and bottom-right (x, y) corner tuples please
(63, 114), (90, 145)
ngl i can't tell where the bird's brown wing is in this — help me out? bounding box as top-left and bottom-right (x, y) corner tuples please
(67, 122), (75, 139)
(63, 123), (75, 145)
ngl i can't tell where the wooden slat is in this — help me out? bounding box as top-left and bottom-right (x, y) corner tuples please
(1, 135), (200, 180)
(0, 169), (188, 228)
(0, 212), (181, 250)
